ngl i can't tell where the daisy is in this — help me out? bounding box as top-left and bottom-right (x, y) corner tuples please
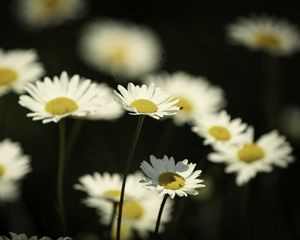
(19, 71), (102, 123)
(75, 172), (172, 238)
(113, 82), (179, 120)
(1, 232), (71, 240)
(140, 155), (205, 198)
(227, 15), (300, 56)
(79, 19), (162, 79)
(208, 127), (294, 186)
(192, 111), (248, 147)
(15, 0), (86, 29)
(82, 83), (124, 121)
(144, 72), (225, 125)
(0, 49), (44, 97)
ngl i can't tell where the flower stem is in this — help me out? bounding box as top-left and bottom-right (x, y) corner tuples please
(154, 195), (168, 239)
(58, 120), (67, 234)
(66, 119), (84, 160)
(116, 115), (145, 240)
(109, 201), (118, 237)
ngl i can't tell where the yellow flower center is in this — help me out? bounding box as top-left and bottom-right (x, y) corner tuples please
(45, 97), (78, 116)
(130, 99), (158, 113)
(158, 172), (185, 190)
(0, 164), (5, 177)
(105, 190), (121, 198)
(122, 201), (144, 220)
(255, 32), (281, 50)
(175, 96), (193, 113)
(237, 143), (265, 163)
(208, 126), (231, 141)
(107, 45), (127, 66)
(0, 67), (18, 86)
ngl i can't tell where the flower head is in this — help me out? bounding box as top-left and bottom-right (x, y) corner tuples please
(0, 49), (44, 97)
(19, 71), (102, 123)
(79, 20), (162, 79)
(1, 232), (71, 240)
(144, 72), (225, 125)
(209, 127), (294, 186)
(227, 15), (300, 56)
(113, 82), (179, 119)
(140, 155), (205, 198)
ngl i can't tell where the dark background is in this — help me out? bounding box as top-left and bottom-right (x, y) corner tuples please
(0, 0), (299, 239)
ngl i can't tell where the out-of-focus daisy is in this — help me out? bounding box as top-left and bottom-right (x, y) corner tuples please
(19, 71), (102, 123)
(192, 111), (247, 147)
(0, 49), (44, 97)
(1, 232), (71, 240)
(144, 72), (225, 125)
(280, 105), (300, 141)
(75, 172), (172, 238)
(15, 0), (86, 29)
(209, 127), (294, 186)
(227, 15), (300, 56)
(113, 82), (179, 120)
(82, 83), (124, 121)
(79, 20), (162, 79)
(140, 155), (205, 198)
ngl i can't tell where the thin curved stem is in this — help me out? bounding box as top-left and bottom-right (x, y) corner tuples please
(116, 115), (145, 240)
(154, 195), (169, 239)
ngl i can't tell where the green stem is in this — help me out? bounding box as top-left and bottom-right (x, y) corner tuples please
(154, 195), (169, 239)
(58, 120), (67, 234)
(66, 119), (84, 159)
(109, 201), (118, 238)
(116, 115), (145, 240)
(240, 182), (250, 240)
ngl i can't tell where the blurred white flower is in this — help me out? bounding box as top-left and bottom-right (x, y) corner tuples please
(144, 72), (225, 125)
(79, 20), (162, 79)
(209, 127), (294, 186)
(19, 71), (102, 123)
(0, 49), (44, 97)
(192, 111), (248, 147)
(1, 232), (71, 240)
(140, 155), (205, 199)
(227, 15), (300, 56)
(280, 105), (300, 141)
(113, 82), (179, 119)
(15, 0), (86, 29)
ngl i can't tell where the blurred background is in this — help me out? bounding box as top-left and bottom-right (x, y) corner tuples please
(0, 0), (299, 239)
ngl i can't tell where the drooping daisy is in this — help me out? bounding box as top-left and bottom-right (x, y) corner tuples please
(140, 155), (205, 198)
(82, 83), (124, 121)
(19, 71), (102, 123)
(15, 0), (86, 29)
(79, 20), (162, 79)
(144, 72), (225, 125)
(0, 232), (71, 240)
(0, 49), (44, 97)
(75, 172), (172, 238)
(208, 127), (294, 186)
(227, 15), (300, 56)
(113, 82), (179, 120)
(192, 111), (248, 147)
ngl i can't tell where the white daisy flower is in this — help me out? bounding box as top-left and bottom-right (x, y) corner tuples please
(15, 0), (86, 29)
(0, 49), (44, 97)
(1, 232), (71, 240)
(227, 15), (300, 56)
(113, 82), (179, 120)
(209, 127), (294, 186)
(82, 83), (124, 121)
(144, 72), (225, 125)
(79, 20), (162, 79)
(19, 71), (102, 124)
(140, 155), (205, 199)
(74, 172), (172, 238)
(192, 111), (248, 147)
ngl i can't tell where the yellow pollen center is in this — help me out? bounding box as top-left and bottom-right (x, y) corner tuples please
(208, 126), (231, 141)
(122, 201), (144, 220)
(44, 0), (61, 9)
(45, 97), (78, 116)
(255, 32), (281, 50)
(0, 164), (4, 177)
(108, 45), (127, 65)
(0, 67), (18, 86)
(158, 172), (185, 190)
(237, 143), (265, 163)
(175, 96), (193, 113)
(130, 99), (158, 113)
